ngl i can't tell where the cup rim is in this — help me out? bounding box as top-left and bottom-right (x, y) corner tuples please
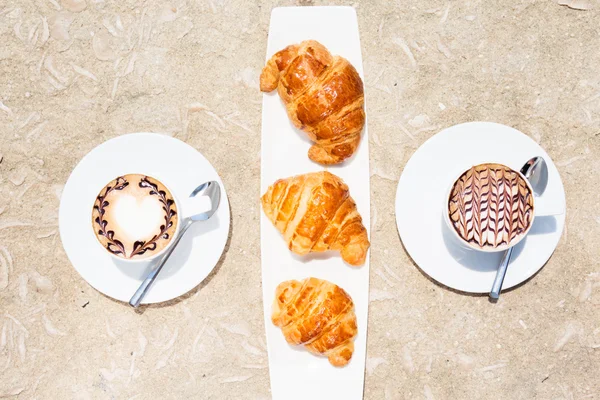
(90, 173), (181, 263)
(443, 162), (536, 253)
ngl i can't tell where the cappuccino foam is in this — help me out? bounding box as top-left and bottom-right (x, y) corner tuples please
(448, 163), (534, 249)
(92, 174), (178, 260)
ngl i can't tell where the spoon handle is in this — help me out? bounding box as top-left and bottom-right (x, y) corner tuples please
(490, 247), (514, 299)
(129, 220), (192, 308)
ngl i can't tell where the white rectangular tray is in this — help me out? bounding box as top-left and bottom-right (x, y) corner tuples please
(260, 6), (370, 400)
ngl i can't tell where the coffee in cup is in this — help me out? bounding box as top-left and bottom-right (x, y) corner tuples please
(92, 174), (178, 260)
(446, 163), (534, 252)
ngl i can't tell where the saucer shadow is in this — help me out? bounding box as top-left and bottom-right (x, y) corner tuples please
(101, 201), (234, 311)
(396, 214), (557, 297)
(114, 214), (221, 280)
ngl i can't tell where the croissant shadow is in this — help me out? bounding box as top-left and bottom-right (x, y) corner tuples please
(264, 90), (314, 146)
(271, 93), (365, 168)
(292, 250), (338, 264)
(284, 114), (314, 146)
(279, 327), (358, 369)
(322, 125), (366, 170)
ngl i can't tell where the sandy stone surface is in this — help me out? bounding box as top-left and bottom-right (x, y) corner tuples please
(1, 0), (599, 399)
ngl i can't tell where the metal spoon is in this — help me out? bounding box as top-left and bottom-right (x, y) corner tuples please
(489, 157), (548, 299)
(129, 181), (221, 308)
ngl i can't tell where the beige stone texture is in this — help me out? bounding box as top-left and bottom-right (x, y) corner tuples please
(1, 0), (599, 399)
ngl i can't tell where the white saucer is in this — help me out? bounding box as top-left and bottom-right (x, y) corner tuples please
(395, 122), (566, 293)
(59, 133), (230, 304)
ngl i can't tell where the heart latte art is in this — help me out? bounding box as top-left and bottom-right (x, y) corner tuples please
(448, 163), (534, 249)
(92, 174), (178, 259)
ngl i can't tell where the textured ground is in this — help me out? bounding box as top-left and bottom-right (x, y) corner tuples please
(1, 0), (599, 399)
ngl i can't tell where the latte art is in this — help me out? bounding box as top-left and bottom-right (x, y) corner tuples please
(92, 174), (178, 259)
(448, 163), (534, 249)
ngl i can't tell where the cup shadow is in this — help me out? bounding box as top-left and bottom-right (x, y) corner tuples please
(441, 214), (558, 273)
(441, 216), (521, 273)
(114, 215), (221, 280)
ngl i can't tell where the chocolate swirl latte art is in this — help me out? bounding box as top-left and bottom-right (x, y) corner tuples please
(91, 174), (178, 260)
(448, 163), (534, 249)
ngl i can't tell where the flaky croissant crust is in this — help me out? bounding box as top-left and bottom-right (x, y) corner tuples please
(272, 277), (357, 367)
(261, 171), (369, 266)
(260, 40), (365, 165)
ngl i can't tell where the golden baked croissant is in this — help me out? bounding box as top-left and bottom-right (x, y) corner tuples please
(260, 40), (365, 165)
(261, 171), (369, 266)
(272, 277), (357, 367)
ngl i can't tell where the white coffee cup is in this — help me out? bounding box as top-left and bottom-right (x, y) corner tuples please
(91, 173), (210, 263)
(442, 163), (536, 253)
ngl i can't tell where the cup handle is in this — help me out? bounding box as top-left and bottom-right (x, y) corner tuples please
(180, 195), (212, 220)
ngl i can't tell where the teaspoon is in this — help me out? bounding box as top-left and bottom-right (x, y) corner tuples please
(129, 181), (221, 308)
(489, 157), (548, 299)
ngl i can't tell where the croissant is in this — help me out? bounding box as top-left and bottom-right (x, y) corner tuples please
(272, 277), (357, 367)
(261, 171), (369, 266)
(260, 40), (365, 165)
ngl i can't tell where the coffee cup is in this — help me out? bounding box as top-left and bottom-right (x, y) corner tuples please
(443, 163), (535, 253)
(91, 173), (209, 263)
